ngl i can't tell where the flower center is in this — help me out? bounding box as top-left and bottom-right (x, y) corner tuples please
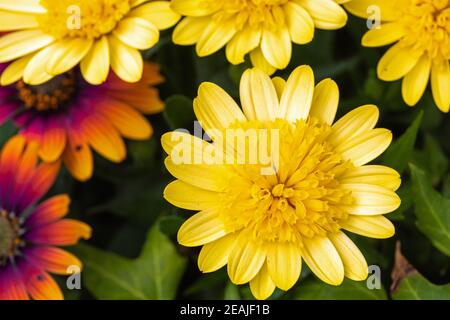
(0, 210), (21, 266)
(219, 118), (354, 245)
(37, 0), (132, 40)
(212, 0), (289, 31)
(398, 0), (450, 60)
(15, 71), (77, 112)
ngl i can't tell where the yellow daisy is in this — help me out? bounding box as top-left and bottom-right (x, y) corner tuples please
(0, 0), (181, 85)
(344, 0), (450, 112)
(170, 0), (349, 74)
(162, 66), (401, 300)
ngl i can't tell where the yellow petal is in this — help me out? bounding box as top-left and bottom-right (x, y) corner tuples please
(343, 183), (401, 215)
(161, 131), (218, 165)
(170, 0), (218, 16)
(172, 17), (210, 45)
(196, 20), (236, 57)
(302, 236), (344, 285)
(261, 27), (291, 69)
(309, 78), (339, 125)
(80, 36), (110, 85)
(194, 82), (245, 133)
(0, 30), (54, 63)
(250, 47), (277, 75)
(113, 17), (159, 50)
(177, 208), (228, 247)
(344, 0), (397, 21)
(0, 0), (45, 13)
(163, 180), (221, 210)
(23, 46), (54, 85)
(128, 1), (181, 30)
(342, 215), (395, 239)
(272, 76), (286, 99)
(362, 22), (404, 47)
(329, 231), (368, 281)
(240, 68), (278, 121)
(284, 2), (314, 44)
(278, 65), (314, 121)
(335, 128), (392, 166)
(250, 262), (276, 300)
(377, 43), (422, 81)
(227, 234), (266, 285)
(198, 233), (237, 272)
(402, 54), (431, 107)
(226, 28), (261, 65)
(266, 242), (302, 291)
(0, 54), (32, 86)
(46, 39), (93, 75)
(329, 104), (379, 146)
(164, 157), (228, 192)
(0, 10), (38, 31)
(297, 0), (347, 29)
(109, 36), (143, 83)
(431, 60), (450, 113)
(339, 165), (401, 191)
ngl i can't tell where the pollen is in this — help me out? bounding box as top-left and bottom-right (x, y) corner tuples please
(213, 0), (289, 31)
(398, 0), (450, 60)
(16, 71), (77, 111)
(219, 118), (355, 246)
(37, 0), (133, 40)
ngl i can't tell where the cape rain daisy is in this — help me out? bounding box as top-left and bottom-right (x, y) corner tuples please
(162, 66), (401, 299)
(170, 0), (348, 74)
(0, 0), (180, 84)
(0, 62), (165, 181)
(345, 0), (450, 112)
(0, 136), (91, 300)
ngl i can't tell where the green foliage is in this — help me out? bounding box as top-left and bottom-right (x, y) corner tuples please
(294, 279), (387, 300)
(73, 222), (187, 299)
(410, 165), (450, 257)
(392, 274), (450, 300)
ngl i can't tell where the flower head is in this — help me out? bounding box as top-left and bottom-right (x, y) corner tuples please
(345, 0), (450, 112)
(170, 0), (348, 74)
(0, 62), (164, 181)
(0, 136), (91, 300)
(162, 66), (401, 299)
(0, 0), (180, 84)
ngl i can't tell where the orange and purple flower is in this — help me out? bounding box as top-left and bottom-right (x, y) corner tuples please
(0, 62), (164, 181)
(0, 136), (91, 300)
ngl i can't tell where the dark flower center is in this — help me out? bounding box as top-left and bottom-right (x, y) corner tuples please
(0, 210), (21, 266)
(15, 71), (78, 112)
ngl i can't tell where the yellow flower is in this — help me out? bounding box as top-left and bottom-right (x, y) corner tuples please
(162, 66), (401, 300)
(170, 0), (348, 74)
(0, 0), (180, 85)
(345, 0), (450, 112)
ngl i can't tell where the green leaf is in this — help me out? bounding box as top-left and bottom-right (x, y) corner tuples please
(163, 95), (195, 130)
(294, 279), (387, 300)
(410, 164), (450, 256)
(382, 111), (423, 173)
(224, 282), (241, 300)
(392, 273), (450, 300)
(73, 222), (186, 299)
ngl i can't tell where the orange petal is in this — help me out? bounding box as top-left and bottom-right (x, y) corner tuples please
(27, 247), (82, 275)
(26, 194), (71, 227)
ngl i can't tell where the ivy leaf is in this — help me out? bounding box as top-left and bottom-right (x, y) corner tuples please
(392, 274), (450, 300)
(73, 222), (186, 299)
(294, 279), (387, 300)
(410, 164), (450, 256)
(382, 110), (423, 173)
